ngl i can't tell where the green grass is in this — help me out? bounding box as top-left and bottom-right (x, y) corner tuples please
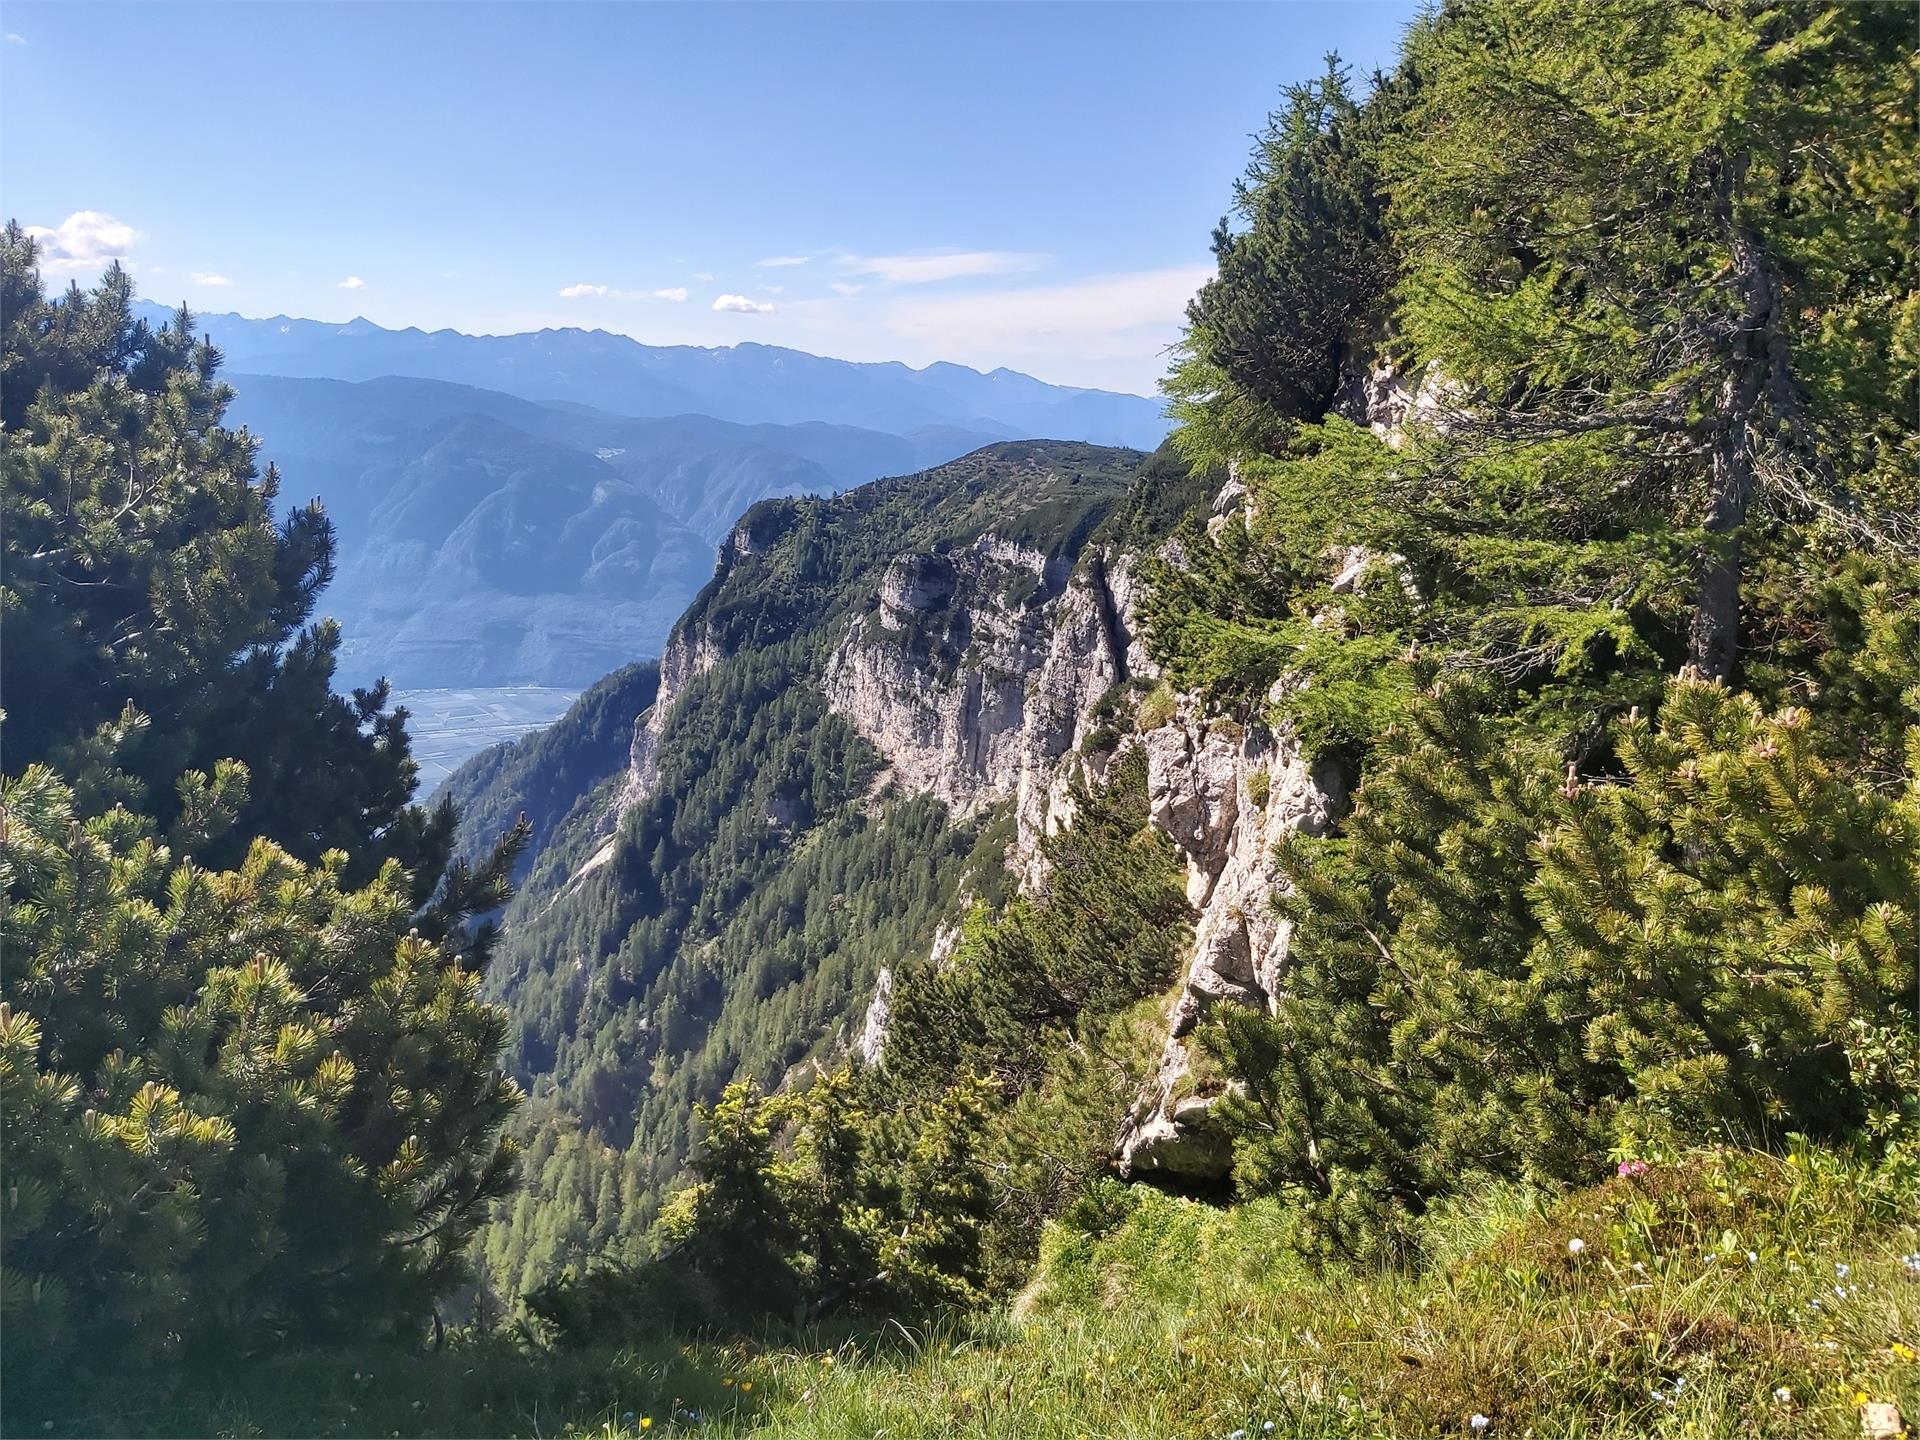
(22, 1146), (1918, 1439)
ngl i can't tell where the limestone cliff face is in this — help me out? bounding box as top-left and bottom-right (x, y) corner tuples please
(614, 514), (764, 819)
(822, 486), (1347, 1183)
(821, 535), (1154, 876)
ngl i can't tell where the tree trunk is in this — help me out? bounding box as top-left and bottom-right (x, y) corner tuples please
(1688, 413), (1750, 682)
(1686, 151), (1777, 683)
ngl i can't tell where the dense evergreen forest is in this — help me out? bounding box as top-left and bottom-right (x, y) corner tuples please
(3, 2), (1915, 1436)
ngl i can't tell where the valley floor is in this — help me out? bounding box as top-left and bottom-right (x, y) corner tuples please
(33, 1147), (1918, 1440)
(394, 687), (583, 789)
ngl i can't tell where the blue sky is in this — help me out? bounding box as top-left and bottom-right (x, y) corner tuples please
(2, 2), (1418, 394)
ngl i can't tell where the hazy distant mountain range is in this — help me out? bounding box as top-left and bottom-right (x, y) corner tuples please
(149, 304), (1169, 691)
(222, 373), (1012, 688)
(143, 304), (1169, 448)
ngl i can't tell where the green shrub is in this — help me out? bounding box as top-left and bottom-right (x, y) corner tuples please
(1135, 682), (1178, 733)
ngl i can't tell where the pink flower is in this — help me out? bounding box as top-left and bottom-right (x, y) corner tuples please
(1617, 1160), (1650, 1178)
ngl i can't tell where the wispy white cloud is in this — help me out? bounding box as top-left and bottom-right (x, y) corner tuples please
(713, 293), (776, 315)
(5, 32), (27, 44)
(25, 211), (141, 277)
(561, 282), (688, 302)
(756, 255), (811, 268)
(338, 275), (366, 290)
(884, 265), (1209, 392)
(842, 250), (1045, 286)
(190, 272), (233, 288)
(828, 281), (865, 296)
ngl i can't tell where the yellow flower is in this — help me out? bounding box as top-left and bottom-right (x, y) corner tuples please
(1891, 1342), (1917, 1363)
(723, 1378), (734, 1388)
(1854, 1391), (1871, 1405)
(740, 1381), (753, 1393)
(639, 1421), (652, 1433)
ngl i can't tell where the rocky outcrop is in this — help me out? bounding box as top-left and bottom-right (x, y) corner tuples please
(1331, 340), (1465, 448)
(1118, 689), (1346, 1181)
(856, 966), (893, 1068)
(614, 515), (763, 819)
(615, 620), (725, 819)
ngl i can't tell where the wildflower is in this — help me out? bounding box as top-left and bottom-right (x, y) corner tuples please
(1231, 1430), (1248, 1440)
(1471, 1415), (1491, 1432)
(740, 1381), (753, 1393)
(1891, 1342), (1916, 1363)
(1854, 1391), (1870, 1406)
(1773, 1387), (1792, 1404)
(1617, 1160), (1649, 1178)
(1900, 1252), (1920, 1274)
(1836, 1263), (1851, 1279)
(1265, 1425), (1276, 1434)
(723, 1378), (734, 1388)
(1746, 1251), (1758, 1264)
(640, 1421), (653, 1432)
(1568, 1238), (1586, 1256)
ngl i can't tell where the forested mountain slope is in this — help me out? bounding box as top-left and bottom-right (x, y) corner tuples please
(468, 440), (1157, 1290)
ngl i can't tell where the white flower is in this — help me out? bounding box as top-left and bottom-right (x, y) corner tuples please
(1746, 1250), (1758, 1263)
(1470, 1416), (1491, 1433)
(1773, 1387), (1793, 1403)
(1836, 1262), (1851, 1279)
(1567, 1238), (1586, 1255)
(1264, 1426), (1276, 1435)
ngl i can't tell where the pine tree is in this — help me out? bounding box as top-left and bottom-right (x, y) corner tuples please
(1, 231), (531, 1403)
(0, 224), (495, 889)
(1390, 0), (1918, 679)
(1165, 57), (1402, 464)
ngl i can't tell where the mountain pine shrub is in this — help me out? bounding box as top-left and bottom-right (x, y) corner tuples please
(1206, 673), (1919, 1261)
